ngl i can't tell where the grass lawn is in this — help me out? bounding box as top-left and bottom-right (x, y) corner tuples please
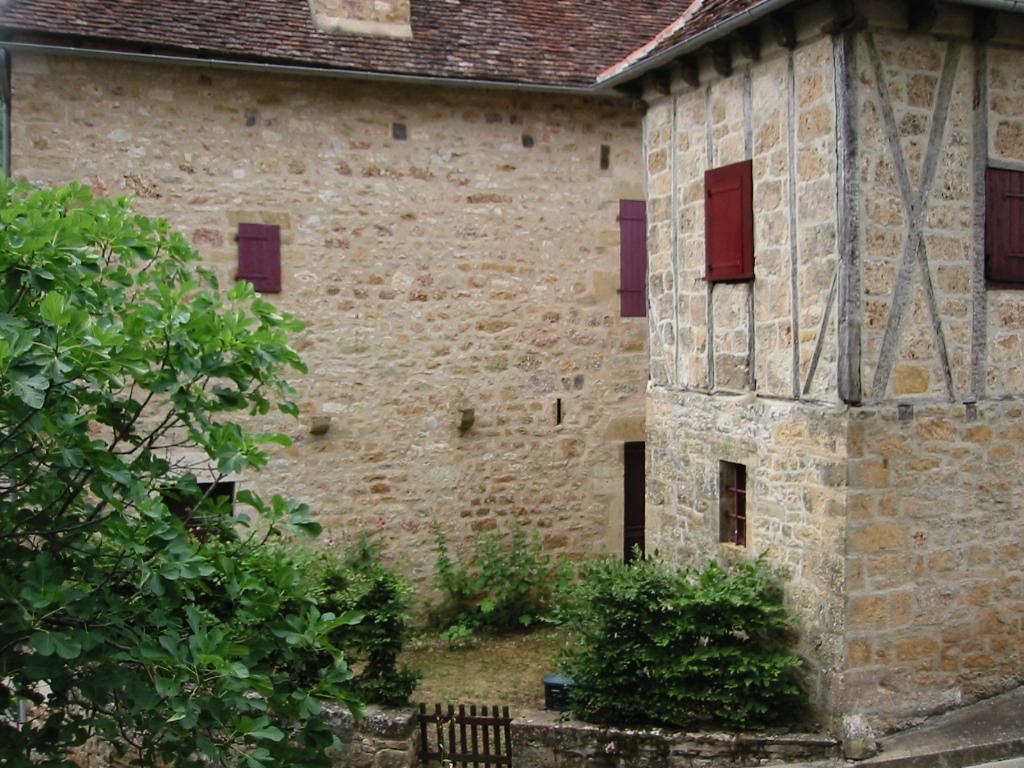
(400, 626), (571, 713)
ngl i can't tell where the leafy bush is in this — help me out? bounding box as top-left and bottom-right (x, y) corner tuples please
(560, 555), (805, 730)
(430, 521), (572, 636)
(207, 535), (419, 706)
(306, 537), (420, 705)
(0, 182), (351, 768)
(438, 622), (477, 650)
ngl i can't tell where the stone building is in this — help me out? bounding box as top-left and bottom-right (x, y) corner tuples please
(605, 0), (1024, 734)
(0, 0), (685, 582)
(3, 0), (1023, 736)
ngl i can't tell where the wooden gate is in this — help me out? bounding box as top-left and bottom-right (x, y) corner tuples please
(417, 703), (512, 767)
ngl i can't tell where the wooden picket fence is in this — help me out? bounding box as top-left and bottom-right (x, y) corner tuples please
(417, 703), (512, 767)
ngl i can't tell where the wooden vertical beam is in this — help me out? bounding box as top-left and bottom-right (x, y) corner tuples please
(671, 94), (681, 386)
(835, 30), (862, 404)
(787, 51), (802, 399)
(705, 84), (717, 390)
(970, 44), (989, 399)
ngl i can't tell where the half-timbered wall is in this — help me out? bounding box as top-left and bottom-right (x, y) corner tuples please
(643, 2), (849, 719)
(838, 0), (1024, 729)
(643, 0), (1024, 730)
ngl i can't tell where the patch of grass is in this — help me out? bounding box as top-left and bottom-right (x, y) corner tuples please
(399, 627), (569, 712)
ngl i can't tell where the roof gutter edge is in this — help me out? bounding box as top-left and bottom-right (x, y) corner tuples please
(597, 0), (1024, 91)
(0, 40), (623, 96)
(596, 0), (798, 90)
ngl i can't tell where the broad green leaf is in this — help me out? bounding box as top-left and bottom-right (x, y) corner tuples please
(10, 371), (48, 408)
(39, 291), (68, 326)
(248, 726), (284, 742)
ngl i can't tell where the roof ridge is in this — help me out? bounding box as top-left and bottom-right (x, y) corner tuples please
(596, 0), (705, 82)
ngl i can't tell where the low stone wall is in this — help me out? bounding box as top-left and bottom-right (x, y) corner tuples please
(324, 704), (419, 768)
(322, 706), (840, 768)
(69, 704), (839, 768)
(511, 711), (841, 768)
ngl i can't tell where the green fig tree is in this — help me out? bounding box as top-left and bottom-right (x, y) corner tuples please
(0, 182), (357, 768)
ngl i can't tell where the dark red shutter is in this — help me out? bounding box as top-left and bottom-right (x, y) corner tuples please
(237, 223), (282, 293)
(986, 167), (1024, 285)
(705, 160), (754, 282)
(619, 200), (647, 317)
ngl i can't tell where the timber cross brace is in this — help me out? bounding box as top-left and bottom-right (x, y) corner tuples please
(863, 32), (962, 401)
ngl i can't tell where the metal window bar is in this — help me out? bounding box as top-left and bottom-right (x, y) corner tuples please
(725, 464), (746, 546)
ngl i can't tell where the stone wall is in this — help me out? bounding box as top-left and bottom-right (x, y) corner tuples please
(641, 4), (849, 720)
(71, 704), (841, 768)
(511, 711), (840, 768)
(851, 2), (1024, 402)
(645, 388), (849, 716)
(11, 52), (648, 584)
(644, 6), (839, 400)
(72, 707), (418, 768)
(842, 400), (1024, 729)
(324, 705), (418, 768)
(837, 2), (1024, 729)
(641, 0), (1024, 731)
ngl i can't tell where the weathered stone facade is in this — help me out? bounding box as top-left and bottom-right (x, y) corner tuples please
(642, 0), (1024, 732)
(11, 52), (648, 583)
(839, 4), (1024, 726)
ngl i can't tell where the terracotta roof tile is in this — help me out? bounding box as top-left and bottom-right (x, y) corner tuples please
(598, 0), (771, 82)
(0, 0), (689, 88)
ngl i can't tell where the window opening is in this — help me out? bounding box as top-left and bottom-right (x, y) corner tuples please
(719, 461), (746, 546)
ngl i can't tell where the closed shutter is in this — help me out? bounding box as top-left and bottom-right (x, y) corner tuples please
(619, 200), (647, 317)
(705, 160), (754, 282)
(986, 167), (1024, 285)
(237, 223), (282, 293)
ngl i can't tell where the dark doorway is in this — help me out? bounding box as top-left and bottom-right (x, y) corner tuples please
(623, 441), (645, 562)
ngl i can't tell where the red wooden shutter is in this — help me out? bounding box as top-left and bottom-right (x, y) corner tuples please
(986, 167), (1024, 285)
(237, 223), (282, 293)
(619, 200), (647, 317)
(705, 160), (754, 282)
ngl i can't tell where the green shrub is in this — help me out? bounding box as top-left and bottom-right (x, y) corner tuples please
(438, 622), (477, 649)
(430, 521), (572, 635)
(0, 182), (349, 768)
(304, 537), (421, 705)
(560, 555), (805, 730)
(226, 535), (419, 706)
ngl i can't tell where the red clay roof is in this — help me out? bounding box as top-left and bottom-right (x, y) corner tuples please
(0, 0), (690, 88)
(599, 0), (767, 82)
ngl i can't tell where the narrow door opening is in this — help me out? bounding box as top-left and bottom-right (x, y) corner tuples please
(623, 441), (645, 562)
